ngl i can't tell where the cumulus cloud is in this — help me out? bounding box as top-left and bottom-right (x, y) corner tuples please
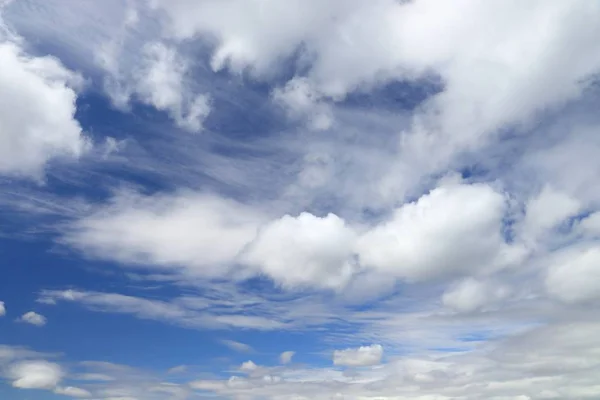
(239, 360), (258, 373)
(4, 1), (600, 399)
(333, 344), (383, 367)
(63, 191), (264, 276)
(443, 278), (510, 313)
(10, 360), (63, 389)
(546, 246), (600, 304)
(0, 301), (5, 316)
(0, 40), (88, 177)
(272, 77), (333, 131)
(135, 42), (211, 132)
(18, 311), (47, 327)
(357, 183), (522, 282)
(279, 351), (295, 365)
(577, 211), (600, 238)
(242, 212), (357, 290)
(520, 186), (581, 244)
(150, 0), (600, 135)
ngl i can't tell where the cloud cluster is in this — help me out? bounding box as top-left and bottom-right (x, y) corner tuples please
(63, 181), (525, 295)
(3, 0), (600, 399)
(0, 39), (88, 178)
(333, 344), (383, 367)
(187, 323), (600, 399)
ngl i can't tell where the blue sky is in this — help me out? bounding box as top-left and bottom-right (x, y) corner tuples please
(2, 0), (600, 399)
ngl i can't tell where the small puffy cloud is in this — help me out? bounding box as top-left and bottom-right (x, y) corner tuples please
(18, 311), (46, 326)
(136, 42), (211, 132)
(272, 77), (333, 131)
(333, 344), (383, 367)
(546, 246), (600, 304)
(443, 278), (510, 313)
(54, 386), (92, 398)
(10, 360), (63, 389)
(0, 301), (5, 316)
(242, 212), (357, 290)
(0, 40), (88, 178)
(357, 183), (520, 282)
(239, 360), (258, 373)
(221, 340), (254, 353)
(279, 351), (295, 365)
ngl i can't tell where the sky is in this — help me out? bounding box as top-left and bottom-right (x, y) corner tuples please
(1, 0), (600, 399)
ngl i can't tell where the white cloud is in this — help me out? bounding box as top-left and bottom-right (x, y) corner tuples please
(239, 360), (258, 373)
(272, 77), (333, 131)
(357, 182), (522, 282)
(0, 40), (88, 177)
(18, 311), (47, 327)
(0, 301), (5, 316)
(135, 42), (211, 132)
(38, 289), (291, 331)
(151, 0), (600, 134)
(242, 212), (357, 290)
(220, 339), (254, 353)
(576, 211), (600, 238)
(279, 351), (295, 365)
(546, 246), (600, 304)
(166, 365), (187, 375)
(63, 191), (264, 276)
(520, 186), (581, 244)
(443, 278), (510, 313)
(10, 360), (63, 389)
(4, 2), (600, 399)
(54, 386), (92, 398)
(332, 344), (383, 367)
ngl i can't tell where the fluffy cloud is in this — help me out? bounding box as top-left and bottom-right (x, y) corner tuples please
(4, 2), (600, 399)
(242, 212), (357, 290)
(272, 77), (333, 131)
(135, 42), (211, 132)
(520, 186), (581, 244)
(442, 278), (510, 313)
(546, 246), (600, 304)
(239, 360), (258, 373)
(0, 301), (5, 316)
(332, 344), (383, 367)
(576, 211), (600, 238)
(64, 182), (530, 291)
(63, 191), (264, 275)
(18, 311), (47, 327)
(10, 360), (63, 389)
(279, 351), (295, 365)
(357, 183), (522, 282)
(0, 40), (88, 177)
(150, 0), (600, 136)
